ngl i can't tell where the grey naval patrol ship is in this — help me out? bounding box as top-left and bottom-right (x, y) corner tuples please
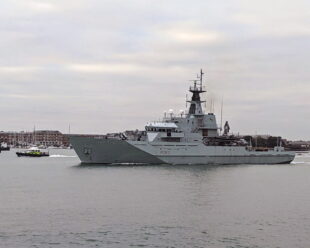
(70, 70), (295, 165)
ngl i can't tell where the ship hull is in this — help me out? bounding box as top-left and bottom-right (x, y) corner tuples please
(156, 154), (294, 165)
(69, 136), (164, 164)
(70, 136), (295, 165)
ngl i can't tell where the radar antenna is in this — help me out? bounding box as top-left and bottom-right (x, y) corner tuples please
(199, 69), (204, 90)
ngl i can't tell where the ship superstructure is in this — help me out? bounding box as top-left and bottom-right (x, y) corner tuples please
(70, 70), (295, 165)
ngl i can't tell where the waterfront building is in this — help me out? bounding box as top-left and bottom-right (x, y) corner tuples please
(0, 130), (105, 148)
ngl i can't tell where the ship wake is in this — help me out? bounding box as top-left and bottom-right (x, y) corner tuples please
(49, 155), (77, 158)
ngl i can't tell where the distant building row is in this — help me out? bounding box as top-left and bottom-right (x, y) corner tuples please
(0, 130), (68, 147)
(0, 130), (106, 148)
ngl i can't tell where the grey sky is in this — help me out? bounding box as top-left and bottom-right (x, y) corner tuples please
(1, 0), (309, 140)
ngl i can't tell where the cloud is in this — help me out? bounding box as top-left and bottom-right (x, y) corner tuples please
(232, 13), (310, 37)
(66, 63), (144, 73)
(0, 0), (309, 139)
(160, 28), (222, 44)
(27, 1), (58, 12)
(0, 66), (39, 73)
(231, 0), (310, 37)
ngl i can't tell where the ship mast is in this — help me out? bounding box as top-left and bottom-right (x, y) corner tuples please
(187, 69), (206, 116)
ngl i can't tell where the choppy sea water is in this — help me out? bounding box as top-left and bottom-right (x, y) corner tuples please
(0, 149), (310, 248)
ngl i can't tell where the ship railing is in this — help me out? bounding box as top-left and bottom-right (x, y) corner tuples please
(189, 85), (206, 92)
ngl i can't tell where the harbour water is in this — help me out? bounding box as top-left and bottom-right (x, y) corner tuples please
(1, 149), (310, 247)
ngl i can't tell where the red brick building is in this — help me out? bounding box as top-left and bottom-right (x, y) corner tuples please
(0, 130), (68, 147)
(0, 130), (105, 147)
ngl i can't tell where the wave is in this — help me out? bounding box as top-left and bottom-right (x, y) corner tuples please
(49, 155), (77, 158)
(291, 161), (306, 164)
(296, 154), (310, 158)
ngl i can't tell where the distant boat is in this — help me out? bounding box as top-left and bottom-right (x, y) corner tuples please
(0, 146), (10, 151)
(48, 146), (61, 149)
(1, 143), (10, 151)
(16, 146), (49, 157)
